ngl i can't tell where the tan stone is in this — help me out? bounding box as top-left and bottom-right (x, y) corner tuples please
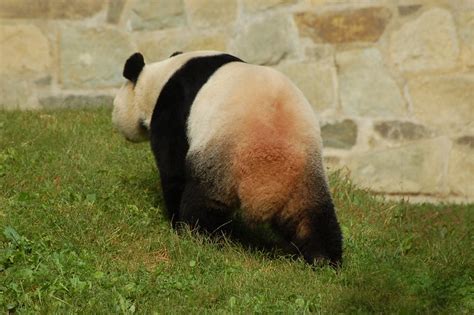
(185, 0), (237, 28)
(137, 29), (189, 62)
(107, 0), (126, 24)
(390, 8), (459, 73)
(49, 0), (105, 19)
(407, 74), (474, 133)
(0, 0), (105, 19)
(448, 139), (474, 198)
(276, 59), (336, 112)
(347, 137), (450, 194)
(60, 26), (134, 88)
(184, 33), (228, 52)
(457, 10), (474, 67)
(230, 14), (298, 65)
(0, 24), (51, 78)
(137, 30), (227, 62)
(0, 76), (38, 110)
(336, 48), (406, 117)
(130, 0), (185, 31)
(294, 7), (392, 44)
(242, 0), (296, 12)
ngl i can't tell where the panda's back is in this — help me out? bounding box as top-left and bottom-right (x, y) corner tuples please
(187, 62), (321, 152)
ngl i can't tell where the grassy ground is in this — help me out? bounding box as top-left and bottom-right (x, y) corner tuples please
(0, 108), (473, 314)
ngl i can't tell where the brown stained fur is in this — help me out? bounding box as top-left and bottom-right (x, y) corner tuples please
(232, 101), (315, 224)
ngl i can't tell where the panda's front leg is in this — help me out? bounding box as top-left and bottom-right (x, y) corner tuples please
(159, 176), (186, 228)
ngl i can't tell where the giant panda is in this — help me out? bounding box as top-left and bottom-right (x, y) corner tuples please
(112, 50), (343, 266)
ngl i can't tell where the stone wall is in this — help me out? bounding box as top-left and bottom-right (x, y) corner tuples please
(1, 0), (473, 202)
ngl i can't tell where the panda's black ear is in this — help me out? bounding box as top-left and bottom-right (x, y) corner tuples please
(170, 51), (183, 57)
(123, 52), (145, 84)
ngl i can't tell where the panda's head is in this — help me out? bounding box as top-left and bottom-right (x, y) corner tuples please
(112, 52), (149, 142)
(113, 50), (226, 142)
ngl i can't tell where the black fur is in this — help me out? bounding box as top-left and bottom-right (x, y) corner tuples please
(149, 54), (243, 226)
(146, 53), (342, 266)
(123, 52), (145, 84)
(272, 199), (343, 267)
(170, 51), (183, 57)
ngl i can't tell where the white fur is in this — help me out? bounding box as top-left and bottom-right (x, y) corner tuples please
(112, 50), (222, 141)
(187, 62), (322, 152)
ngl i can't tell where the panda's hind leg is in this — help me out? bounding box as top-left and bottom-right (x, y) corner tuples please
(273, 198), (343, 267)
(179, 179), (234, 235)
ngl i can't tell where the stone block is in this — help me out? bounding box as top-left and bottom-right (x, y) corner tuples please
(397, 5), (422, 16)
(60, 26), (134, 88)
(294, 7), (392, 44)
(39, 95), (113, 109)
(336, 48), (406, 117)
(107, 0), (126, 24)
(276, 59), (336, 112)
(448, 138), (474, 197)
(0, 0), (105, 19)
(407, 74), (474, 133)
(0, 76), (38, 110)
(49, 0), (105, 19)
(321, 120), (358, 149)
(390, 8), (459, 73)
(137, 30), (227, 62)
(185, 0), (237, 29)
(456, 136), (474, 149)
(374, 121), (431, 141)
(230, 14), (298, 65)
(130, 0), (185, 31)
(242, 0), (296, 12)
(347, 137), (451, 194)
(456, 10), (474, 66)
(0, 24), (51, 78)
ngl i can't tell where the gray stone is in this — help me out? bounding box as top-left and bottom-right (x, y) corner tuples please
(407, 74), (474, 133)
(276, 59), (337, 112)
(374, 121), (431, 141)
(398, 5), (421, 16)
(185, 0), (237, 29)
(60, 26), (134, 89)
(336, 48), (406, 117)
(321, 120), (358, 149)
(130, 0), (185, 31)
(347, 137), (450, 194)
(230, 14), (298, 65)
(39, 95), (113, 109)
(294, 7), (392, 44)
(456, 136), (474, 149)
(390, 8), (459, 73)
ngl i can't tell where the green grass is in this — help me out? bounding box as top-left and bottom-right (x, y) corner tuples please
(1, 108), (473, 314)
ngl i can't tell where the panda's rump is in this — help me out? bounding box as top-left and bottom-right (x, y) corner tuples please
(187, 62), (322, 222)
(230, 99), (318, 223)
